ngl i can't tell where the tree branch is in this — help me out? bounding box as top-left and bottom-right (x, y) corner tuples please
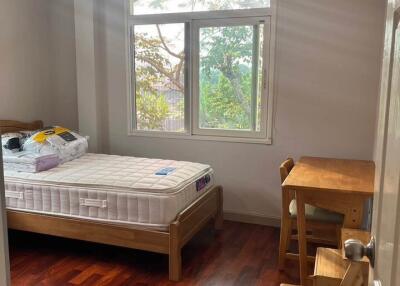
(174, 57), (184, 83)
(137, 55), (184, 92)
(222, 71), (251, 116)
(156, 25), (185, 60)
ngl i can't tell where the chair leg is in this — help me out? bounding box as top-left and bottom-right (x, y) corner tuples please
(279, 191), (292, 270)
(286, 218), (293, 247)
(279, 215), (292, 270)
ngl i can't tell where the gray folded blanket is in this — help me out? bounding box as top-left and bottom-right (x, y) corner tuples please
(3, 151), (60, 173)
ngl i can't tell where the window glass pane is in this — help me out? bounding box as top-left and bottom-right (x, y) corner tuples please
(198, 24), (264, 131)
(131, 0), (270, 15)
(133, 23), (185, 132)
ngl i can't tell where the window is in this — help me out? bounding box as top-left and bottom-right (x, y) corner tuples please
(131, 0), (271, 15)
(133, 23), (186, 132)
(128, 0), (275, 143)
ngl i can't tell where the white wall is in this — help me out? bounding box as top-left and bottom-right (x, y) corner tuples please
(0, 0), (78, 130)
(0, 0), (53, 125)
(74, 0), (102, 151)
(76, 0), (385, 222)
(49, 0), (79, 130)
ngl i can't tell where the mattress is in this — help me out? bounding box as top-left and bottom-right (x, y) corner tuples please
(4, 153), (214, 231)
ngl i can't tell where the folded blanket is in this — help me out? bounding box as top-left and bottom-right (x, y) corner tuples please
(3, 151), (60, 173)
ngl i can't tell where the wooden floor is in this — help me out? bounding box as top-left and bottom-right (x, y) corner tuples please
(9, 221), (300, 286)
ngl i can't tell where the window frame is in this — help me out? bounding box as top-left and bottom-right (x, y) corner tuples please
(127, 1), (276, 144)
(129, 22), (190, 135)
(192, 17), (270, 139)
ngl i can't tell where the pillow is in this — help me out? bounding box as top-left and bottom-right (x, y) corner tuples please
(23, 126), (88, 164)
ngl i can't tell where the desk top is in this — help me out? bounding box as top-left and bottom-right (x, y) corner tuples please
(282, 156), (375, 196)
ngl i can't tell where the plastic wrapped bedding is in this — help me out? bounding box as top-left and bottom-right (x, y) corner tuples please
(23, 127), (88, 164)
(3, 151), (60, 173)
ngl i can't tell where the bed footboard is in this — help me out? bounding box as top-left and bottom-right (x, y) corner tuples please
(168, 185), (223, 281)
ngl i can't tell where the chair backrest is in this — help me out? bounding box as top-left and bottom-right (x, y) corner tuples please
(279, 158), (296, 213)
(279, 158), (295, 184)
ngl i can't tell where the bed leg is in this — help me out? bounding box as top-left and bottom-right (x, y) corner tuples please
(169, 222), (182, 281)
(214, 186), (224, 230)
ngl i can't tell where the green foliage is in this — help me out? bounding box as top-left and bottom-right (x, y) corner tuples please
(200, 71), (252, 129)
(199, 25), (254, 130)
(200, 26), (253, 77)
(136, 92), (169, 130)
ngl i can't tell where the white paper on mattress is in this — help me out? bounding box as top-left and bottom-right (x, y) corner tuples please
(4, 153), (215, 230)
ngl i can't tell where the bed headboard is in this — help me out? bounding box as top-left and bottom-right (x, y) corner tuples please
(0, 120), (43, 134)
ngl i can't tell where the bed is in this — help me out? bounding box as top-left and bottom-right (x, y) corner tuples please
(0, 120), (223, 281)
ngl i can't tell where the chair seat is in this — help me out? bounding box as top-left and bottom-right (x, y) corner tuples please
(289, 199), (344, 224)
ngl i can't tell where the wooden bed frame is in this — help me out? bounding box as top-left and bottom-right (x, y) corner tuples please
(0, 120), (223, 281)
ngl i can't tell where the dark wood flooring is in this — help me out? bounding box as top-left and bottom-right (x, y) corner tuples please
(9, 221), (300, 286)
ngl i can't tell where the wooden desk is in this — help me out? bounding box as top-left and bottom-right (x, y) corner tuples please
(282, 157), (374, 286)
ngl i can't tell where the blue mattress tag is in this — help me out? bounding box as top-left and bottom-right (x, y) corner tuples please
(155, 167), (176, 176)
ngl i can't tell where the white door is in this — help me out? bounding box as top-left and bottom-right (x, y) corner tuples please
(370, 2), (400, 285)
(0, 142), (10, 285)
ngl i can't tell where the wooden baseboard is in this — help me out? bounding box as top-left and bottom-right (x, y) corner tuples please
(224, 211), (280, 227)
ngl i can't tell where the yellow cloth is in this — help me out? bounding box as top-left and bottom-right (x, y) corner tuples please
(32, 126), (71, 144)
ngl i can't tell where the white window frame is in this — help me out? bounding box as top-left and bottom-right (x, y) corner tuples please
(192, 17), (270, 139)
(126, 1), (276, 144)
(129, 22), (190, 136)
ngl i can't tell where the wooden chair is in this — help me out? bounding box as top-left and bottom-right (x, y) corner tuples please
(278, 158), (344, 270)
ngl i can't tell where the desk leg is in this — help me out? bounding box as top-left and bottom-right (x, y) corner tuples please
(296, 191), (308, 286)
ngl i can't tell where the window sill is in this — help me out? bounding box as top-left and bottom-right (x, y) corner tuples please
(128, 131), (272, 145)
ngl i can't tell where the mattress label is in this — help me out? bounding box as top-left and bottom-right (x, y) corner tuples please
(196, 174), (211, 192)
(155, 167), (176, 176)
(5, 191), (24, 200)
(80, 198), (107, 208)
